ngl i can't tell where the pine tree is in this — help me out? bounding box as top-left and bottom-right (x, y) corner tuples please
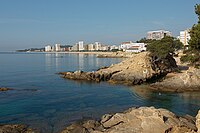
(181, 4), (200, 66)
(189, 4), (200, 51)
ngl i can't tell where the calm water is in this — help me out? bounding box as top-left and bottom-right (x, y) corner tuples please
(0, 52), (199, 133)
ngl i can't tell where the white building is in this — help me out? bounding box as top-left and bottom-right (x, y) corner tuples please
(55, 44), (61, 52)
(120, 41), (133, 51)
(78, 41), (84, 51)
(120, 41), (146, 53)
(45, 45), (52, 52)
(72, 44), (78, 51)
(179, 29), (191, 49)
(125, 43), (146, 53)
(147, 30), (172, 40)
(110, 45), (119, 51)
(101, 45), (109, 51)
(88, 44), (95, 51)
(94, 42), (101, 51)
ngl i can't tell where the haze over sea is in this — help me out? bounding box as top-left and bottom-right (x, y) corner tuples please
(0, 52), (199, 133)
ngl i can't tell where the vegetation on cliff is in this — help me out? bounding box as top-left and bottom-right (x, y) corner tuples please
(147, 36), (183, 59)
(181, 4), (200, 67)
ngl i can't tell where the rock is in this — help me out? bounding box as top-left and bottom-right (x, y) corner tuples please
(179, 117), (197, 131)
(0, 87), (13, 91)
(60, 107), (199, 133)
(150, 67), (200, 92)
(0, 124), (36, 133)
(166, 125), (195, 133)
(59, 52), (177, 85)
(196, 110), (200, 133)
(60, 123), (89, 133)
(96, 52), (133, 58)
(100, 114), (113, 124)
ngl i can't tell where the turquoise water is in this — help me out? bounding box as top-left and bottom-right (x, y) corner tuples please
(0, 52), (199, 133)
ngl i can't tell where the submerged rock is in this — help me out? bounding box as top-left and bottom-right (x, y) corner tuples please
(61, 107), (199, 133)
(59, 52), (177, 85)
(0, 124), (36, 133)
(0, 87), (13, 92)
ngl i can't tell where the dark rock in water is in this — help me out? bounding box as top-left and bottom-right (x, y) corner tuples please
(59, 52), (177, 86)
(0, 87), (13, 92)
(0, 124), (37, 133)
(60, 120), (103, 133)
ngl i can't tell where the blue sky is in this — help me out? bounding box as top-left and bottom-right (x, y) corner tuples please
(0, 0), (199, 51)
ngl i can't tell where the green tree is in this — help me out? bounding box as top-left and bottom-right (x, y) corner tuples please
(147, 36), (183, 59)
(137, 37), (156, 44)
(189, 4), (200, 51)
(195, 4), (200, 23)
(181, 4), (200, 66)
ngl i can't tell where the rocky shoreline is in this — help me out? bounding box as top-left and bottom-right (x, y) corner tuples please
(1, 107), (199, 133)
(0, 124), (37, 133)
(59, 52), (200, 92)
(61, 107), (200, 133)
(59, 52), (178, 86)
(96, 52), (136, 58)
(1, 52), (199, 133)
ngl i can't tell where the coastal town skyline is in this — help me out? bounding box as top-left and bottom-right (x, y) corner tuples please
(0, 0), (198, 51)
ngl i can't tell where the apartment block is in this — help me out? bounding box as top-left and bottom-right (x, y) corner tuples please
(179, 29), (191, 48)
(45, 45), (52, 52)
(147, 30), (171, 40)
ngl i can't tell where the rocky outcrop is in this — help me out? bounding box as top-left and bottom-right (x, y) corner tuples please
(61, 107), (199, 133)
(150, 67), (200, 92)
(0, 124), (36, 133)
(96, 52), (135, 58)
(60, 52), (177, 85)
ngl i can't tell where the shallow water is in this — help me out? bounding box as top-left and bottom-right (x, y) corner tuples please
(0, 52), (199, 133)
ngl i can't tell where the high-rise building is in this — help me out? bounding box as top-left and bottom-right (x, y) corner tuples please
(55, 44), (61, 52)
(88, 44), (95, 51)
(94, 42), (101, 51)
(45, 45), (52, 52)
(147, 30), (171, 40)
(179, 29), (191, 49)
(100, 45), (109, 51)
(72, 44), (78, 51)
(78, 41), (84, 51)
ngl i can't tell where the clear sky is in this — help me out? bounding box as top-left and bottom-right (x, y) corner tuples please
(0, 0), (199, 51)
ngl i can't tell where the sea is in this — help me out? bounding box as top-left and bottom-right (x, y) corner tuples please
(0, 52), (199, 133)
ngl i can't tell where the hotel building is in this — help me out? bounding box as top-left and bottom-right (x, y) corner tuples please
(147, 30), (172, 40)
(179, 29), (191, 49)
